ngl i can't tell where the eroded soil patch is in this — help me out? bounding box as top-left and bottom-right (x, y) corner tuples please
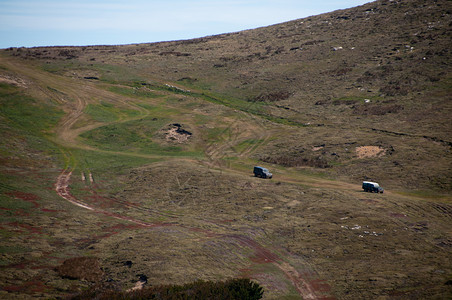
(355, 146), (385, 158)
(165, 123), (192, 143)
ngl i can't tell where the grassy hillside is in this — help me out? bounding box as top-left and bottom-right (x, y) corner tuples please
(7, 0), (451, 192)
(0, 0), (451, 299)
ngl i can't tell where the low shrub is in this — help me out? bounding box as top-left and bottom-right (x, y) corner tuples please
(55, 257), (104, 282)
(70, 278), (263, 300)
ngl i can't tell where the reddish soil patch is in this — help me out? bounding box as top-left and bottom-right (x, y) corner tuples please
(5, 262), (28, 269)
(309, 279), (333, 294)
(2, 282), (44, 294)
(7, 222), (42, 234)
(13, 210), (30, 216)
(230, 234), (279, 263)
(6, 191), (40, 208)
(85, 190), (123, 209)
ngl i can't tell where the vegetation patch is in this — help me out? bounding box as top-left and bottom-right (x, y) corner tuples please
(252, 90), (291, 102)
(0, 194), (35, 211)
(70, 278), (263, 300)
(80, 118), (183, 154)
(233, 139), (261, 153)
(55, 257), (104, 282)
(0, 85), (63, 134)
(108, 85), (163, 99)
(84, 103), (120, 123)
(260, 154), (330, 168)
(0, 245), (30, 254)
(70, 149), (157, 178)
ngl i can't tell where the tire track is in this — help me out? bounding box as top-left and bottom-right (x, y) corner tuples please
(54, 167), (333, 299)
(55, 168), (168, 227)
(2, 57), (333, 298)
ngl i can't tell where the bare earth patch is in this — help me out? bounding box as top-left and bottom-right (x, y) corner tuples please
(355, 146), (385, 159)
(165, 124), (192, 143)
(0, 74), (28, 88)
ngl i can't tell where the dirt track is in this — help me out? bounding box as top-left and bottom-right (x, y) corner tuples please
(55, 167), (333, 299)
(23, 59), (332, 298)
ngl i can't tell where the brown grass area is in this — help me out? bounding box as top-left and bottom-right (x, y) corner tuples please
(355, 146), (385, 159)
(55, 257), (104, 282)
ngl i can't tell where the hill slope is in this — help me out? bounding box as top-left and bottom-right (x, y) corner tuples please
(6, 0), (451, 191)
(0, 0), (451, 299)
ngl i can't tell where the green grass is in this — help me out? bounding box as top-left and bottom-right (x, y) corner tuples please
(40, 60), (79, 74)
(41, 62), (145, 84)
(80, 108), (203, 156)
(0, 195), (34, 211)
(0, 84), (64, 134)
(84, 101), (141, 123)
(80, 118), (162, 151)
(205, 126), (231, 141)
(0, 245), (30, 254)
(108, 86), (163, 99)
(232, 139), (262, 153)
(332, 95), (385, 105)
(85, 102), (120, 123)
(71, 148), (158, 176)
(107, 80), (308, 129)
(94, 64), (145, 84)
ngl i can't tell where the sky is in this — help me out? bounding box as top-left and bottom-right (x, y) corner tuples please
(0, 0), (372, 49)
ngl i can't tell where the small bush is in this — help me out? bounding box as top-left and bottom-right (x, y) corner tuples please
(71, 278), (263, 300)
(55, 257), (104, 282)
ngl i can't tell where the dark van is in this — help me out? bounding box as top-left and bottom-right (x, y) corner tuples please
(253, 166), (272, 179)
(362, 181), (384, 193)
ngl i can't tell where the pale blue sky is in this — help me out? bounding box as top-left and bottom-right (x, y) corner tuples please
(0, 0), (372, 48)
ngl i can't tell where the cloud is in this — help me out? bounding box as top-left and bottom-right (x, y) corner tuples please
(0, 0), (371, 47)
(0, 0), (319, 31)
